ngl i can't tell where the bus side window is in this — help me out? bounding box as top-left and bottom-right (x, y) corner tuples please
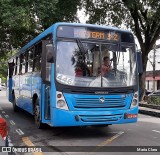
(45, 44), (53, 82)
(13, 58), (16, 75)
(21, 53), (26, 74)
(33, 42), (42, 72)
(17, 56), (20, 75)
(19, 55), (22, 74)
(8, 58), (15, 78)
(28, 49), (34, 72)
(25, 51), (28, 73)
(15, 57), (18, 75)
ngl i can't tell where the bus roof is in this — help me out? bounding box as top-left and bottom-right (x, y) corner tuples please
(13, 22), (133, 57)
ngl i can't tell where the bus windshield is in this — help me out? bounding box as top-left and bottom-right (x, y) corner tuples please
(56, 40), (137, 88)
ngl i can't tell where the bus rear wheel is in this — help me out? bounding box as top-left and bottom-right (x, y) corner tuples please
(12, 95), (18, 112)
(34, 99), (44, 129)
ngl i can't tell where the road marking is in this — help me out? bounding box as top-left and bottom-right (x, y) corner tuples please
(16, 129), (24, 135)
(98, 131), (124, 146)
(2, 111), (5, 114)
(10, 120), (16, 125)
(89, 131), (124, 154)
(4, 115), (9, 118)
(152, 130), (160, 134)
(22, 137), (43, 155)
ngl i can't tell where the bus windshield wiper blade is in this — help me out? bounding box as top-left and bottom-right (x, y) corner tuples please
(76, 39), (86, 53)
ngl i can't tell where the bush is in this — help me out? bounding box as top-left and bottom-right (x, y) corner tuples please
(148, 96), (160, 105)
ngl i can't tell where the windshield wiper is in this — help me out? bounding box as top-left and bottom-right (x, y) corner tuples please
(76, 39), (86, 53)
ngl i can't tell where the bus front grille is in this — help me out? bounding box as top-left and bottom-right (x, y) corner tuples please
(74, 98), (126, 109)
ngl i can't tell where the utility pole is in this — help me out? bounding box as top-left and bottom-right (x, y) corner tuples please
(153, 44), (156, 91)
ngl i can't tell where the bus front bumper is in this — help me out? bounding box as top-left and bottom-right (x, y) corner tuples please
(50, 107), (138, 127)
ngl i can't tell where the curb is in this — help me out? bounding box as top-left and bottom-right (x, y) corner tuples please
(139, 103), (160, 110)
(139, 108), (160, 117)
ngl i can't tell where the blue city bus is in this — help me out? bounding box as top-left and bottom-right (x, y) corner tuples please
(8, 22), (142, 128)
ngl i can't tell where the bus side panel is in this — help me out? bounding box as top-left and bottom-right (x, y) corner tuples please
(21, 73), (33, 114)
(14, 74), (22, 108)
(12, 75), (20, 106)
(31, 73), (41, 114)
(17, 72), (41, 115)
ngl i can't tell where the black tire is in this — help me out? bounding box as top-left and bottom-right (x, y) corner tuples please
(34, 99), (45, 129)
(12, 94), (18, 112)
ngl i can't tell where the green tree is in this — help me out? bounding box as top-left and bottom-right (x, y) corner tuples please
(0, 0), (81, 55)
(0, 0), (39, 53)
(0, 51), (15, 83)
(0, 59), (8, 83)
(0, 0), (81, 81)
(33, 0), (81, 29)
(84, 0), (160, 99)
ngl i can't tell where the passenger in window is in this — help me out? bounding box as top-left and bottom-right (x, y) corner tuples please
(75, 66), (83, 77)
(75, 63), (90, 77)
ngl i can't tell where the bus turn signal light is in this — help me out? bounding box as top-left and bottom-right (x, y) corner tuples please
(124, 113), (137, 119)
(57, 94), (62, 98)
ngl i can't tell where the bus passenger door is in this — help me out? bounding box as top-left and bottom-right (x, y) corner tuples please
(41, 40), (53, 123)
(8, 61), (15, 102)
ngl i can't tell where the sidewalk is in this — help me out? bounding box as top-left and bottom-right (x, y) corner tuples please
(139, 102), (160, 117)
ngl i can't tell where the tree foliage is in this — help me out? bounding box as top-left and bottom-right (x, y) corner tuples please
(0, 51), (15, 83)
(84, 0), (160, 98)
(0, 0), (41, 54)
(0, 0), (81, 81)
(33, 0), (81, 29)
(0, 0), (81, 54)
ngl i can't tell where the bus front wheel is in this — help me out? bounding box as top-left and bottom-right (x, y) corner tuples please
(34, 99), (44, 129)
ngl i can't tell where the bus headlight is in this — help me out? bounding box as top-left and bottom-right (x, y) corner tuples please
(56, 91), (68, 110)
(130, 91), (138, 108)
(57, 100), (65, 108)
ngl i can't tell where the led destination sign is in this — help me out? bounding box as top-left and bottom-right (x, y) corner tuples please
(74, 28), (119, 41)
(57, 26), (120, 41)
(57, 26), (134, 43)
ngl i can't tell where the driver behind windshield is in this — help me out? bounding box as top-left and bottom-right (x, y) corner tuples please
(102, 56), (112, 77)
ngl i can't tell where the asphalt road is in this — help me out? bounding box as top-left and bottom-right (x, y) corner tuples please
(0, 91), (160, 155)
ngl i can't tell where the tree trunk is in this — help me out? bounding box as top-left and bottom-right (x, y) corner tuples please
(139, 52), (148, 101)
(139, 71), (146, 100)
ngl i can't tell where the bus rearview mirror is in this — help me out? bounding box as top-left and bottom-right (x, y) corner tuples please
(47, 51), (54, 63)
(46, 44), (54, 63)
